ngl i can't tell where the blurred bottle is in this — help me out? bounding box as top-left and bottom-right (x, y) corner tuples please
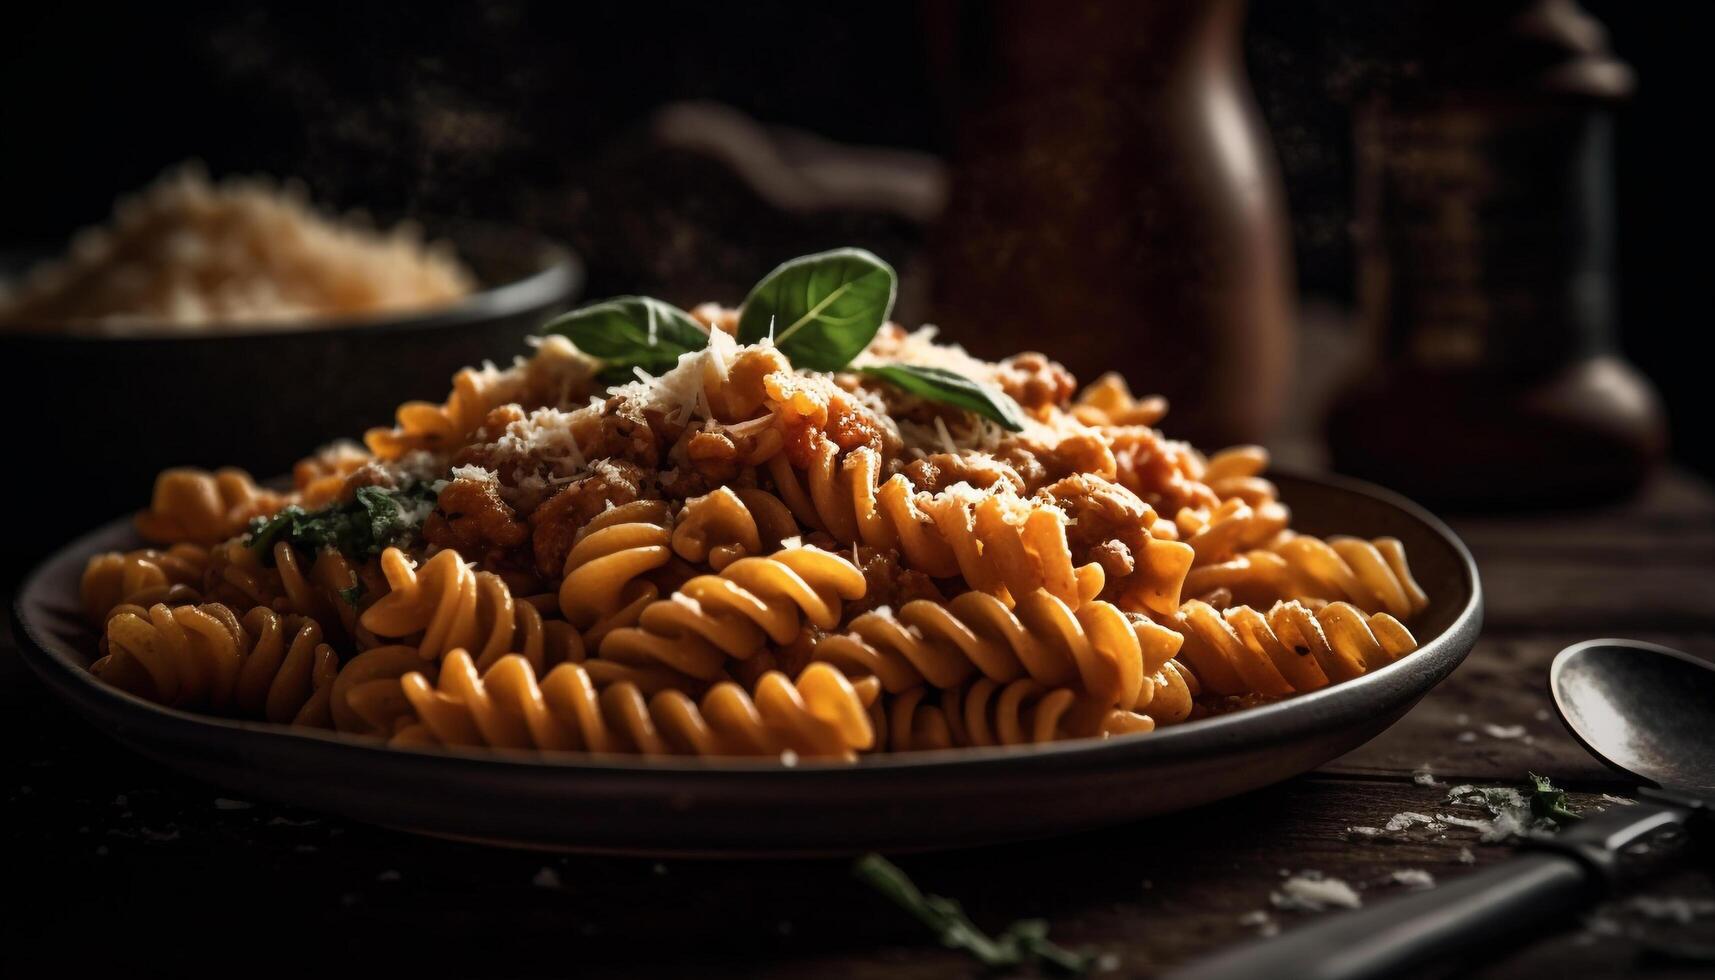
(1329, 0), (1665, 507)
(926, 0), (1295, 447)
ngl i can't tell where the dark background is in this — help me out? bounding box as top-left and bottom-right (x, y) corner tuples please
(6, 9), (1715, 976)
(3, 0), (1709, 474)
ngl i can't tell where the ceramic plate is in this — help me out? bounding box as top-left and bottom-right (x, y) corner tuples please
(13, 471), (1481, 855)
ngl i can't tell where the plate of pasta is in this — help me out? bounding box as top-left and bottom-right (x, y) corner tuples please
(14, 249), (1481, 854)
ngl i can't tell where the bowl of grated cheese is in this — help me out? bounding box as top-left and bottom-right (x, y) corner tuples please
(2, 168), (580, 570)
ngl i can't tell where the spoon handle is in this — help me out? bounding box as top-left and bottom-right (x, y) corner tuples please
(1168, 803), (1688, 980)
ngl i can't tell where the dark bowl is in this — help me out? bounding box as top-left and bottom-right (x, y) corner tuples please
(3, 224), (580, 569)
(12, 470), (1483, 856)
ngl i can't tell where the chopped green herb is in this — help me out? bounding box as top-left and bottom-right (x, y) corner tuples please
(853, 853), (1092, 974)
(337, 581), (367, 607)
(860, 363), (1029, 433)
(246, 483), (439, 566)
(1527, 772), (1582, 826)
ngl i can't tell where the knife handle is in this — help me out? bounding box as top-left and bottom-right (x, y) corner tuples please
(1168, 801), (1691, 980)
(1167, 852), (1594, 980)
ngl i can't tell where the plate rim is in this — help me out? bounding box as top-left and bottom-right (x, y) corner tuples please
(11, 468), (1483, 781)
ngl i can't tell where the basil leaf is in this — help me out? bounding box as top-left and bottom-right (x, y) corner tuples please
(542, 296), (709, 380)
(596, 364), (640, 386)
(737, 248), (896, 371)
(860, 364), (1029, 432)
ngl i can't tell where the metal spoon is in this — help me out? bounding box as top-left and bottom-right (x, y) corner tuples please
(1170, 639), (1714, 980)
(1552, 639), (1715, 798)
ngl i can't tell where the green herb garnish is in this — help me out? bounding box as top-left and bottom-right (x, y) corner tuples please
(860, 364), (1029, 433)
(539, 249), (1027, 430)
(737, 248), (897, 371)
(337, 581), (367, 607)
(1527, 772), (1582, 826)
(542, 296), (709, 385)
(246, 483), (438, 566)
(854, 853), (1091, 974)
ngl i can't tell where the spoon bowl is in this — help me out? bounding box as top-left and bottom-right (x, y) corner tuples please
(1551, 639), (1715, 796)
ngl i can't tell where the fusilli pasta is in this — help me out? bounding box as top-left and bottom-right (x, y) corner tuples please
(93, 603), (337, 725)
(81, 544), (207, 623)
(133, 467), (286, 546)
(670, 486), (800, 570)
(80, 256), (1437, 763)
(599, 545), (866, 680)
(389, 651), (878, 759)
(361, 547), (583, 667)
(1182, 535), (1428, 618)
(768, 443), (1110, 610)
(556, 500), (675, 643)
(870, 678), (1159, 752)
(1170, 599), (1419, 698)
(810, 588), (1186, 716)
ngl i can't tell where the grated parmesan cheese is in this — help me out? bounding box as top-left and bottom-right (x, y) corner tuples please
(492, 407), (591, 473)
(1271, 873), (1363, 912)
(932, 416), (958, 455)
(605, 328), (744, 425)
(705, 327), (731, 382)
(1390, 869), (1436, 891)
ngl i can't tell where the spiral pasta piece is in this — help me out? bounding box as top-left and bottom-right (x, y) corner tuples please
(812, 588), (1187, 716)
(390, 650), (877, 759)
(870, 678), (1159, 752)
(360, 547), (583, 666)
(1197, 445), (1279, 506)
(133, 467), (287, 545)
(872, 680), (1077, 751)
(1070, 373), (1169, 428)
(291, 441), (372, 509)
(1170, 598), (1419, 698)
(330, 644), (432, 736)
(360, 548), (475, 657)
(364, 364), (513, 460)
(557, 500), (674, 643)
(1143, 655), (1199, 726)
(270, 542), (378, 645)
(599, 546), (867, 680)
(768, 444), (940, 566)
(203, 539), (391, 652)
(1177, 497), (1293, 566)
(1183, 535), (1429, 618)
(81, 544), (207, 623)
(201, 538), (283, 611)
(670, 486), (800, 571)
(91, 603), (337, 725)
(768, 443), (1099, 609)
(331, 636), (594, 740)
(363, 332), (604, 459)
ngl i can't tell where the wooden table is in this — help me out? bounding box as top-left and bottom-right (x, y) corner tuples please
(4, 471), (1713, 978)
